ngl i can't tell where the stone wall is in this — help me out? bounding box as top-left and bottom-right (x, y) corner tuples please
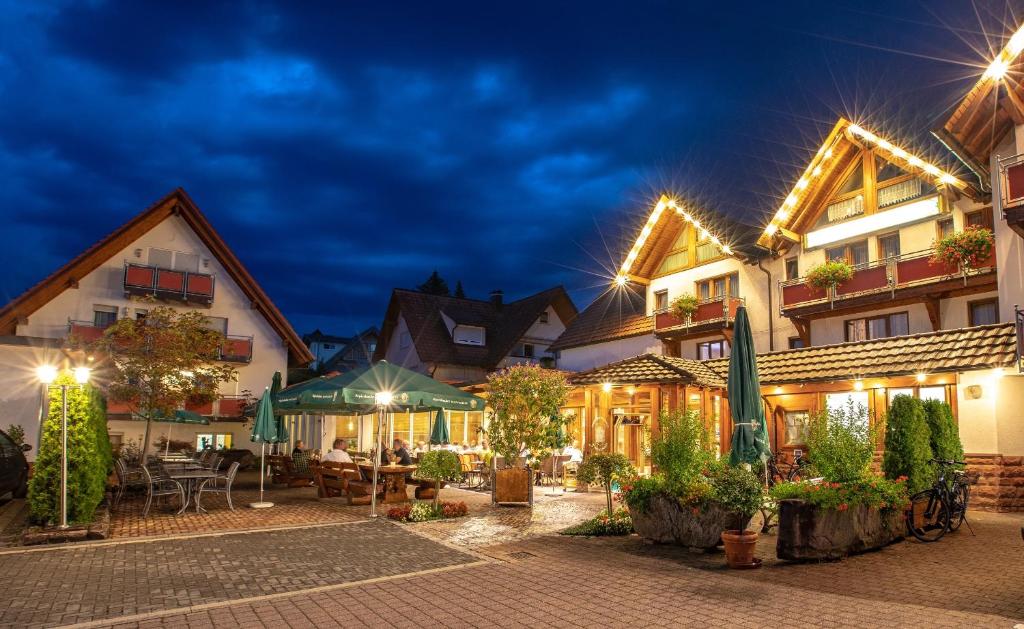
(966, 454), (1024, 512)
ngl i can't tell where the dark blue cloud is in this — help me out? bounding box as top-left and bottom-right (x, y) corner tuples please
(0, 1), (1011, 335)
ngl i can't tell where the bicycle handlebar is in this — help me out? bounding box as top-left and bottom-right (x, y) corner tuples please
(929, 459), (966, 466)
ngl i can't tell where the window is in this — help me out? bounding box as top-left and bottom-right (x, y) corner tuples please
(523, 344), (535, 358)
(654, 290), (668, 312)
(965, 209), (994, 231)
(400, 332), (411, 349)
(878, 233), (900, 260)
(174, 252), (199, 273)
(657, 229), (691, 275)
(696, 272), (739, 302)
(195, 433), (233, 451)
(844, 312), (909, 342)
(148, 248), (173, 269)
(826, 240), (868, 266)
(788, 336), (805, 349)
(695, 240), (720, 264)
(825, 392), (870, 425)
(785, 258), (799, 281)
(204, 316), (228, 334)
(453, 325), (485, 345)
(538, 311), (549, 324)
(148, 247), (201, 272)
(919, 386), (946, 403)
(784, 411), (810, 446)
(968, 299), (999, 326)
(323, 343), (335, 350)
(888, 388), (914, 403)
(937, 217), (954, 240)
(697, 340), (729, 360)
(135, 309), (148, 321)
(93, 305), (118, 328)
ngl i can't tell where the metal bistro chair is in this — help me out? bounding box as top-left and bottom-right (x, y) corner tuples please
(114, 458), (145, 507)
(206, 453), (223, 473)
(196, 461), (240, 511)
(140, 465), (185, 518)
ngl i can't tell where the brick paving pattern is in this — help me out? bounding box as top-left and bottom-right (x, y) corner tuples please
(0, 520), (476, 627)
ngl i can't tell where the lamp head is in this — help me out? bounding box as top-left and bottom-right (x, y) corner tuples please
(375, 391), (393, 406)
(36, 365), (57, 385)
(73, 367), (91, 385)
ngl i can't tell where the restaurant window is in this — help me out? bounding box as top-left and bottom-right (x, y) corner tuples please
(92, 305), (118, 328)
(878, 232), (900, 260)
(825, 392), (869, 426)
(919, 387), (946, 403)
(845, 311), (909, 342)
(392, 413), (411, 444)
(785, 257), (799, 280)
(696, 272), (738, 301)
(968, 299), (999, 326)
(937, 217), (954, 240)
(654, 290), (668, 312)
(826, 240), (868, 266)
(965, 209), (994, 231)
(788, 336), (805, 349)
(697, 340), (729, 360)
(783, 410), (810, 446)
(888, 388), (914, 403)
(412, 412), (431, 448)
(467, 412), (484, 447)
(448, 411), (467, 445)
(196, 433), (233, 451)
(335, 416), (359, 449)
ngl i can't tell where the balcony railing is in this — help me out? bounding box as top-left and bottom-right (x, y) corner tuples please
(655, 296), (744, 333)
(108, 396), (249, 418)
(123, 262), (215, 306)
(67, 320), (109, 343)
(218, 335), (253, 363)
(998, 152), (1024, 210)
(779, 249), (996, 313)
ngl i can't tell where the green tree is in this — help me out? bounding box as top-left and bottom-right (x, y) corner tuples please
(5, 424), (25, 445)
(577, 453), (635, 516)
(414, 450), (463, 508)
(28, 373), (112, 525)
(806, 400), (875, 483)
(650, 409), (714, 491)
(484, 365), (571, 466)
(883, 395), (933, 493)
(417, 270), (450, 296)
(92, 304), (237, 456)
(453, 281), (466, 299)
(921, 400), (964, 465)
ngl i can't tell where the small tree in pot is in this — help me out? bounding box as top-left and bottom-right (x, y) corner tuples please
(577, 453), (635, 516)
(484, 365), (570, 503)
(715, 464), (764, 568)
(414, 450), (463, 509)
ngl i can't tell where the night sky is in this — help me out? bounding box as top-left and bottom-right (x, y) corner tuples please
(0, 2), (1016, 337)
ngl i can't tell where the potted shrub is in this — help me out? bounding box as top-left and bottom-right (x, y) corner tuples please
(933, 226), (994, 279)
(716, 465), (765, 568)
(484, 365), (570, 505)
(576, 453), (635, 516)
(413, 450), (463, 507)
(805, 259), (854, 300)
(772, 401), (907, 560)
(668, 294), (700, 325)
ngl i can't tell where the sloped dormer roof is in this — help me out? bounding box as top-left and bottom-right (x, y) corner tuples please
(0, 188), (314, 366)
(548, 284), (653, 352)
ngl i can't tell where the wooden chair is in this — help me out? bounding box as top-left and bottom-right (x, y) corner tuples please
(314, 461), (361, 498)
(268, 455), (314, 487)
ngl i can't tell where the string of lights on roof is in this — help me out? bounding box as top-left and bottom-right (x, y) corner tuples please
(762, 121), (967, 239)
(615, 196), (733, 286)
(983, 23), (1024, 80)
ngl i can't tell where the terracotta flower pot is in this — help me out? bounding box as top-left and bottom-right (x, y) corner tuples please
(721, 529), (759, 568)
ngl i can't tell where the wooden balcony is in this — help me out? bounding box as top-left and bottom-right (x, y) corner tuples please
(654, 296), (743, 340)
(218, 336), (253, 363)
(998, 153), (1024, 238)
(779, 249), (996, 320)
(123, 262), (215, 306)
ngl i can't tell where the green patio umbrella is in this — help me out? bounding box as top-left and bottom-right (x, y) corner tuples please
(153, 409), (209, 455)
(727, 306), (772, 466)
(429, 409), (449, 445)
(249, 387), (281, 508)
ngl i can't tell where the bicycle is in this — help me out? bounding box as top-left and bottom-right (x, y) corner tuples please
(759, 450), (811, 533)
(906, 458), (971, 543)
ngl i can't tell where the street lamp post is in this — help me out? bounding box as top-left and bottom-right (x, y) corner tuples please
(370, 391), (393, 518)
(36, 365), (91, 530)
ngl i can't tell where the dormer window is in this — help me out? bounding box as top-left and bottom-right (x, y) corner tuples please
(453, 325), (485, 346)
(538, 311), (549, 324)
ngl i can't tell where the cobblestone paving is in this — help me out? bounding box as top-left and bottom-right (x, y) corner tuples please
(0, 520), (477, 628)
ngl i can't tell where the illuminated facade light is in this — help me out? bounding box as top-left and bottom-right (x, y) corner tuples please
(853, 379), (864, 391)
(984, 56), (1010, 81)
(764, 223), (778, 236)
(375, 391), (393, 405)
(36, 365), (58, 384)
(916, 373), (926, 383)
(602, 382), (613, 393)
(614, 274), (628, 287)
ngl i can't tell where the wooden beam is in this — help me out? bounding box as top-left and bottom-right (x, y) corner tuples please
(863, 150), (877, 216)
(792, 318), (811, 347)
(924, 297), (941, 331)
(720, 328), (734, 344)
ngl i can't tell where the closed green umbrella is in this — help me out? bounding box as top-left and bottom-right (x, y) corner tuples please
(429, 409), (449, 445)
(249, 388), (279, 508)
(728, 306), (772, 466)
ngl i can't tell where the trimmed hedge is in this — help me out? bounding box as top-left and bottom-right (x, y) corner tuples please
(882, 395), (932, 494)
(922, 400), (964, 464)
(28, 373), (113, 526)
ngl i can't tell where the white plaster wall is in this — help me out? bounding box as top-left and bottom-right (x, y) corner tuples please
(0, 344), (60, 461)
(992, 127), (1024, 321)
(382, 315), (426, 373)
(557, 334), (660, 373)
(996, 373), (1024, 456)
(520, 305), (568, 344)
(14, 214), (290, 397)
(956, 369), (999, 454)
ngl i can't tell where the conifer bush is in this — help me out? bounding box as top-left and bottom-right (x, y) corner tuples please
(28, 372), (113, 525)
(921, 399), (964, 464)
(882, 395), (933, 494)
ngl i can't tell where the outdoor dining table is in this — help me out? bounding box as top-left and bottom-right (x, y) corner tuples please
(357, 462), (417, 504)
(165, 469), (220, 513)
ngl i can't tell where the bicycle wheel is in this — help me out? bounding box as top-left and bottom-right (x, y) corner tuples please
(949, 482), (970, 532)
(907, 490), (949, 542)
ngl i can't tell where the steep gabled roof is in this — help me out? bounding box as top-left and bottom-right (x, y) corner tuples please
(303, 329), (353, 345)
(569, 353), (725, 388)
(322, 326), (379, 373)
(548, 283), (653, 352)
(757, 117), (976, 250)
(374, 286), (577, 369)
(0, 188), (314, 366)
(934, 22), (1024, 184)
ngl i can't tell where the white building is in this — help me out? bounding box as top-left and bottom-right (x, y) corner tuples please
(0, 188), (313, 458)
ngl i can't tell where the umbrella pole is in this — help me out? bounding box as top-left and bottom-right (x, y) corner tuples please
(165, 424), (172, 456)
(370, 406), (383, 518)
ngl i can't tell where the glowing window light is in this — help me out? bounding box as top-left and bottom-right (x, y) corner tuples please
(984, 56), (1010, 81)
(805, 196), (940, 249)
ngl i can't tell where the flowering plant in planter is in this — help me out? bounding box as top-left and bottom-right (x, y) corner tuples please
(668, 293), (700, 322)
(561, 508), (633, 536)
(933, 226), (994, 271)
(805, 259), (854, 293)
(770, 477), (908, 511)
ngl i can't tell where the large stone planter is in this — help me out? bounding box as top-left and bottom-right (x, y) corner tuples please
(629, 493), (751, 550)
(776, 499), (903, 561)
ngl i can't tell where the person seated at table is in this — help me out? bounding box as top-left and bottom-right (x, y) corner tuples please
(413, 440), (427, 453)
(460, 441), (470, 452)
(392, 439), (412, 465)
(378, 440), (392, 465)
(291, 446), (314, 484)
(561, 441), (583, 463)
(469, 440), (481, 452)
(322, 439), (353, 464)
(292, 440), (305, 456)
